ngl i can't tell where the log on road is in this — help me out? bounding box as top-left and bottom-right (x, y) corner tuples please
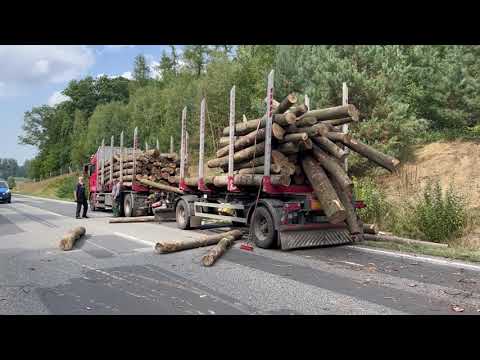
(155, 229), (243, 254)
(201, 234), (237, 267)
(59, 226), (86, 251)
(363, 223), (379, 235)
(363, 234), (448, 248)
(109, 216), (157, 223)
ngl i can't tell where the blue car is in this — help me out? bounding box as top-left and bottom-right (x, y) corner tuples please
(0, 181), (12, 203)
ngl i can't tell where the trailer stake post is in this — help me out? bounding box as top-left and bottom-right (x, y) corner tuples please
(198, 98), (210, 192)
(263, 70), (274, 191)
(120, 131), (124, 183)
(228, 85), (240, 192)
(101, 138), (105, 192)
(179, 107), (187, 191)
(170, 136), (174, 153)
(133, 127), (138, 186)
(342, 82), (349, 172)
(110, 135), (114, 187)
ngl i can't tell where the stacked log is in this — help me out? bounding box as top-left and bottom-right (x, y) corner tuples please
(201, 93), (400, 234)
(100, 149), (181, 186)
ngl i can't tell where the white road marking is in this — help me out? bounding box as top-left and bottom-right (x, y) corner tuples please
(349, 245), (480, 272)
(339, 261), (364, 267)
(86, 239), (120, 256)
(14, 202), (65, 218)
(14, 194), (74, 205)
(113, 231), (155, 247)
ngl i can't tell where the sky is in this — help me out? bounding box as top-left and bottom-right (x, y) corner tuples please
(0, 45), (175, 165)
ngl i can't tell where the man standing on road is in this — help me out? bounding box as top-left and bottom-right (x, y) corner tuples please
(74, 176), (89, 219)
(112, 179), (120, 217)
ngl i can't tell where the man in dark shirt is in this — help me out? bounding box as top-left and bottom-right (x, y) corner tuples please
(74, 176), (89, 219)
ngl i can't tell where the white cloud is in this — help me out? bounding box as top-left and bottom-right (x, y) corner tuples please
(104, 45), (135, 50)
(121, 71), (133, 80)
(0, 46), (95, 93)
(48, 91), (71, 107)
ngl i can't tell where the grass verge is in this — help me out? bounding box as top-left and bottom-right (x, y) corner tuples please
(361, 240), (480, 264)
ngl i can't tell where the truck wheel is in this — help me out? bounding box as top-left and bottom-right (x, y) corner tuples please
(124, 194), (136, 217)
(176, 199), (191, 230)
(89, 194), (97, 211)
(251, 206), (276, 249)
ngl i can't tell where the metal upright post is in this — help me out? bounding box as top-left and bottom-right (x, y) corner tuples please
(170, 136), (174, 153)
(179, 107), (187, 190)
(145, 141), (149, 151)
(228, 86), (239, 192)
(156, 138), (160, 151)
(101, 138), (105, 192)
(133, 127), (138, 186)
(198, 98), (208, 191)
(110, 135), (114, 186)
(185, 131), (189, 173)
(120, 131), (124, 183)
(264, 70), (274, 179)
(304, 94), (310, 110)
(342, 82), (349, 172)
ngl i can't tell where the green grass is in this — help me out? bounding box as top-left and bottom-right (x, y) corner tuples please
(361, 240), (480, 264)
(15, 174), (79, 201)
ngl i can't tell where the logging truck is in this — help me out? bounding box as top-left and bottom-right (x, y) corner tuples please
(84, 130), (181, 217)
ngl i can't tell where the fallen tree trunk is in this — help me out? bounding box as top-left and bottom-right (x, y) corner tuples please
(331, 180), (361, 235)
(295, 116), (317, 127)
(59, 226), (86, 251)
(207, 142), (265, 168)
(109, 216), (157, 223)
(323, 117), (353, 126)
(301, 104), (359, 122)
(302, 156), (346, 224)
(138, 178), (184, 194)
(286, 123), (330, 137)
(213, 174), (290, 187)
(286, 104), (308, 117)
(201, 235), (236, 267)
(274, 93), (297, 114)
(363, 234), (448, 248)
(216, 123), (284, 158)
(238, 164), (282, 174)
(363, 223), (378, 235)
(222, 113), (296, 136)
(312, 144), (353, 191)
(312, 136), (348, 161)
(154, 230), (243, 254)
(280, 132), (308, 143)
(334, 133), (400, 172)
(277, 141), (300, 155)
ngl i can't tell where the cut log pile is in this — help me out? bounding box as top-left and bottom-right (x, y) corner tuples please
(100, 148), (181, 187)
(189, 93), (401, 236)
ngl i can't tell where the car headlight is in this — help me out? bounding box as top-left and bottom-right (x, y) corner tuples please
(5, 189), (10, 194)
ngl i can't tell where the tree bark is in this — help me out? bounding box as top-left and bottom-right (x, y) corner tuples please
(301, 104), (359, 122)
(312, 136), (348, 161)
(323, 117), (353, 126)
(286, 123), (330, 137)
(295, 116), (317, 127)
(59, 227), (86, 251)
(279, 133), (308, 143)
(363, 223), (378, 234)
(301, 156), (346, 224)
(155, 230), (243, 254)
(109, 216), (157, 223)
(138, 178), (184, 194)
(213, 174), (290, 187)
(277, 142), (300, 155)
(201, 235), (236, 267)
(329, 135), (400, 173)
(287, 104), (308, 117)
(331, 179), (361, 235)
(299, 138), (313, 151)
(238, 164), (282, 174)
(216, 123), (284, 158)
(274, 93), (297, 114)
(207, 142), (265, 168)
(222, 113), (296, 136)
(312, 144), (353, 191)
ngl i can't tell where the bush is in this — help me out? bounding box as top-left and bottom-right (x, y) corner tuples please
(352, 176), (389, 225)
(55, 175), (79, 200)
(7, 176), (16, 189)
(412, 181), (467, 243)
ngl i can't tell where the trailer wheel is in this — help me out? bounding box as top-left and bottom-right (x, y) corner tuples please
(89, 194), (97, 211)
(251, 206), (276, 249)
(176, 199), (191, 230)
(124, 193), (136, 217)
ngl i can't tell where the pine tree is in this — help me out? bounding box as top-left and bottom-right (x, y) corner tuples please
(133, 54), (150, 86)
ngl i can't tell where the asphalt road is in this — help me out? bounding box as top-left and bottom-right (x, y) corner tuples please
(1, 194), (479, 315)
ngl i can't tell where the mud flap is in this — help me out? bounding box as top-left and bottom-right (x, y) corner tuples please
(279, 227), (353, 251)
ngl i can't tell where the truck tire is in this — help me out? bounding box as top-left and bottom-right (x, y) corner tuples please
(176, 199), (191, 230)
(89, 194), (97, 211)
(124, 193), (137, 217)
(251, 206), (277, 249)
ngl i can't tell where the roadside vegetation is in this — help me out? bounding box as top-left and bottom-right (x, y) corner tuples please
(15, 174), (78, 201)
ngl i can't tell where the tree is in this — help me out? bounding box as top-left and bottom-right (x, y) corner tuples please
(7, 176), (16, 189)
(133, 54), (150, 86)
(182, 45), (210, 77)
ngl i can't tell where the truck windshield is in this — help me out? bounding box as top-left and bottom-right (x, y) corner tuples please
(0, 181), (8, 188)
